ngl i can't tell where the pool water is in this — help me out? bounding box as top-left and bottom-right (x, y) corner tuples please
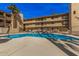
(2, 33), (79, 40)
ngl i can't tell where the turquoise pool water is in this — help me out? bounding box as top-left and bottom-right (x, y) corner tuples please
(2, 33), (79, 40)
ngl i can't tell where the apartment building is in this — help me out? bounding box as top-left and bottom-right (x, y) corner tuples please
(1, 3), (79, 34)
(0, 10), (24, 34)
(24, 13), (69, 33)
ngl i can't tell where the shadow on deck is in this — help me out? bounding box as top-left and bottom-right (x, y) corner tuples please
(0, 39), (11, 44)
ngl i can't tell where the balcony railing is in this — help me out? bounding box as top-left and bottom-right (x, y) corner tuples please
(25, 24), (65, 28)
(24, 19), (68, 24)
(0, 16), (11, 21)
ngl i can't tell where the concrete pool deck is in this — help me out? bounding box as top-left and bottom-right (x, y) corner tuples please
(0, 37), (68, 56)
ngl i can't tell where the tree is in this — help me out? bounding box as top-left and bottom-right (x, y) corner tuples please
(7, 4), (23, 32)
(8, 4), (20, 14)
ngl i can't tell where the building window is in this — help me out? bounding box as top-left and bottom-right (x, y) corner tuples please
(73, 11), (76, 14)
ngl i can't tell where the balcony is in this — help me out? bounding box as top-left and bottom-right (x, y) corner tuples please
(6, 17), (11, 21)
(25, 23), (66, 28)
(42, 24), (64, 27)
(24, 19), (68, 24)
(25, 25), (42, 28)
(0, 16), (11, 21)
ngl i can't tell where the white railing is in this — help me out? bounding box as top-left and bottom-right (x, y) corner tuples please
(24, 19), (68, 24)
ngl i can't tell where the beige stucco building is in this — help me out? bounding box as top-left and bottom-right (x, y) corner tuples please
(0, 11), (24, 34)
(24, 3), (79, 34)
(70, 3), (79, 34)
(24, 13), (69, 33)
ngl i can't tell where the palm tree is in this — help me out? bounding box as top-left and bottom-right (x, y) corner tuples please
(8, 4), (20, 14)
(7, 4), (22, 33)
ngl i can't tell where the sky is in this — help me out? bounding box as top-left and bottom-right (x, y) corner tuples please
(0, 3), (69, 19)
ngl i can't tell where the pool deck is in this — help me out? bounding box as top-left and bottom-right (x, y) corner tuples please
(0, 37), (68, 56)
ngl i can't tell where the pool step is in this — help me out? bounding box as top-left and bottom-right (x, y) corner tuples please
(66, 43), (79, 53)
(59, 40), (79, 56)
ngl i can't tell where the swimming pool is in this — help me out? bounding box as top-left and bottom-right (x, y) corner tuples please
(1, 33), (79, 40)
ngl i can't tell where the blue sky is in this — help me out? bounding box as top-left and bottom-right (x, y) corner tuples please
(0, 3), (69, 19)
